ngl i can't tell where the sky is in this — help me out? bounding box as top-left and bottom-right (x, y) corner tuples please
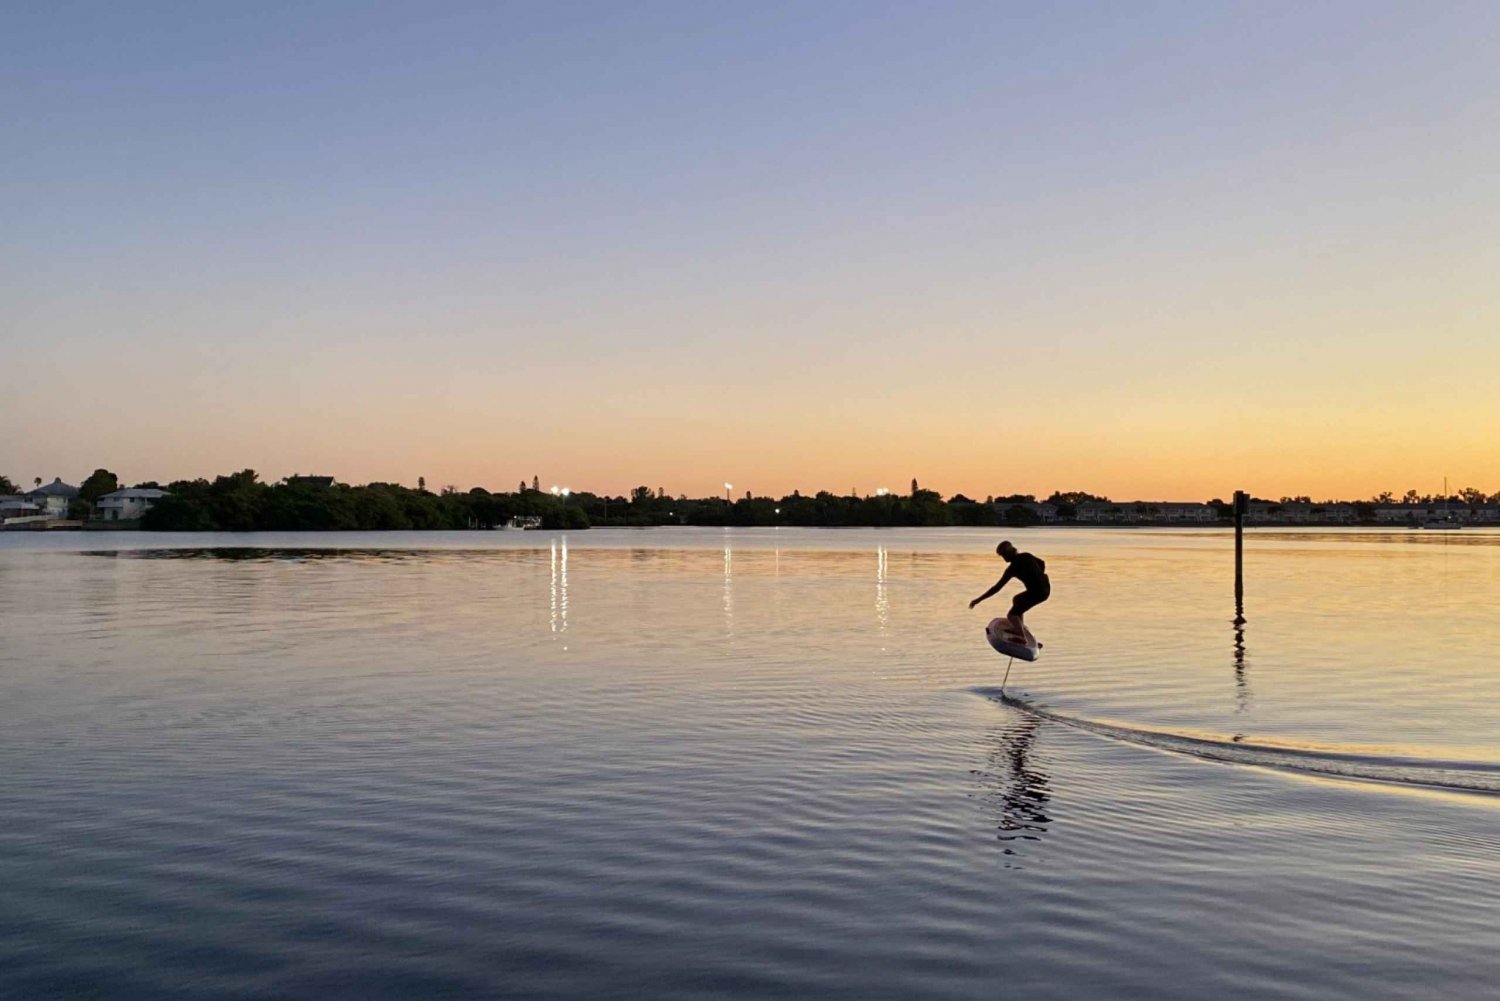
(4, 1), (1498, 501)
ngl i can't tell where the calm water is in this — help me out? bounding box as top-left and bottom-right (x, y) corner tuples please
(2, 527), (1497, 999)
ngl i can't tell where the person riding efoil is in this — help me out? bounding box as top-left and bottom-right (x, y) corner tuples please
(969, 541), (1050, 642)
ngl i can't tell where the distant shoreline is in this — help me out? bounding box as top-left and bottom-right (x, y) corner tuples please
(12, 470), (1494, 532)
(7, 522), (1475, 536)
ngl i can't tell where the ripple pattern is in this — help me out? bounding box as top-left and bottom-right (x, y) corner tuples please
(2, 528), (1498, 1000)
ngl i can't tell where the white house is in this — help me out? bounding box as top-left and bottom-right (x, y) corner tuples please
(94, 488), (168, 522)
(23, 478), (79, 517)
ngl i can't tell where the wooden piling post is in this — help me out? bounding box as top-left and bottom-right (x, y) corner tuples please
(1233, 490), (1247, 622)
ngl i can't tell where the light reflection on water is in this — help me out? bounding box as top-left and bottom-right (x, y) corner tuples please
(2, 528), (1498, 999)
(723, 535), (733, 638)
(551, 535), (569, 644)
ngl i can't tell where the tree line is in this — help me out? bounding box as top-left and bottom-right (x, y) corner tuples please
(5, 469), (1499, 531)
(128, 473), (1082, 531)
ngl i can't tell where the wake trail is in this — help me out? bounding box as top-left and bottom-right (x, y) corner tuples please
(973, 687), (1500, 796)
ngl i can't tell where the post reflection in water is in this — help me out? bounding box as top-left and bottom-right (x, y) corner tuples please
(875, 545), (889, 648)
(1233, 595), (1249, 713)
(550, 536), (569, 646)
(973, 712), (1052, 861)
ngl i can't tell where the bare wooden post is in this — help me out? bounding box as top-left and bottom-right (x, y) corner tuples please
(1233, 490), (1247, 623)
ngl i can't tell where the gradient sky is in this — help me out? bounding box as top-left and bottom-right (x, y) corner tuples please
(5, 2), (1498, 501)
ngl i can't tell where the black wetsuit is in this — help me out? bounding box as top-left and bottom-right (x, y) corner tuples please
(1000, 552), (1050, 616)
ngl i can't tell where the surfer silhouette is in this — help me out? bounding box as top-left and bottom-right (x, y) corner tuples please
(970, 541), (1050, 642)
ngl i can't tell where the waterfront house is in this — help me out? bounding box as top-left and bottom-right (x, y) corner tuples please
(94, 488), (168, 522)
(1, 495), (43, 524)
(23, 478), (79, 517)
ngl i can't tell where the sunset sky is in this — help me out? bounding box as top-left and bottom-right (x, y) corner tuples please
(5, 2), (1498, 501)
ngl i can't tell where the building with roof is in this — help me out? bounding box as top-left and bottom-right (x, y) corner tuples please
(23, 478), (80, 517)
(94, 488), (169, 522)
(1075, 500), (1219, 523)
(1, 496), (44, 524)
(1371, 503), (1497, 525)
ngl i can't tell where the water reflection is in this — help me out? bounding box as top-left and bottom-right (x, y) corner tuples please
(973, 712), (1052, 860)
(87, 547), (537, 564)
(550, 536), (568, 644)
(875, 545), (888, 648)
(723, 535), (733, 637)
(1233, 596), (1250, 714)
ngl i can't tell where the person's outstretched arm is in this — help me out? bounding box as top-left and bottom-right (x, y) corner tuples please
(970, 568), (1015, 608)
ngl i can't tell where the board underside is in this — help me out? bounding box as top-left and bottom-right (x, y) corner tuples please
(986, 618), (1039, 661)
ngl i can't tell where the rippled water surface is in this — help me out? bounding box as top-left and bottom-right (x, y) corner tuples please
(2, 527), (1498, 999)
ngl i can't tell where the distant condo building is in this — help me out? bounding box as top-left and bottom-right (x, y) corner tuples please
(1075, 501), (1218, 524)
(1245, 501), (1358, 524)
(1370, 503), (1499, 525)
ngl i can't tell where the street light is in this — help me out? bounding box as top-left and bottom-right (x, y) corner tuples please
(724, 482), (733, 504)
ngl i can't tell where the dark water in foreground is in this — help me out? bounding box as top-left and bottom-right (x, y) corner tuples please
(2, 528), (1497, 999)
